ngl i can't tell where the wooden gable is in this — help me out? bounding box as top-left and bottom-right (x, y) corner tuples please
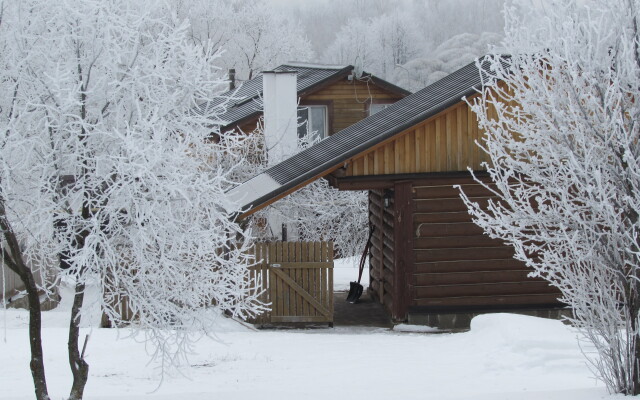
(343, 94), (496, 178)
(304, 78), (406, 135)
(236, 76), (407, 136)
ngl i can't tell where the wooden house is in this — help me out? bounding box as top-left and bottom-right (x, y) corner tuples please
(195, 62), (410, 139)
(226, 58), (564, 328)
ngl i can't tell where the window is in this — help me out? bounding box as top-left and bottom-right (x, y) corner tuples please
(369, 103), (392, 116)
(297, 105), (328, 143)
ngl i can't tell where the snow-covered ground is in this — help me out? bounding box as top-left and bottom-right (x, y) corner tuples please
(1, 259), (615, 400)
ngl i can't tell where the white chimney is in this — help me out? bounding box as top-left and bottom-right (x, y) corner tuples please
(262, 70), (298, 165)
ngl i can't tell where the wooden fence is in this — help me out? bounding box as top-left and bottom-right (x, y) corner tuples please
(248, 241), (334, 326)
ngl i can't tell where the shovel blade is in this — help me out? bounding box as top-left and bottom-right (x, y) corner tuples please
(346, 281), (364, 303)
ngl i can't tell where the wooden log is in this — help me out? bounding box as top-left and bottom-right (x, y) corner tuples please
(413, 211), (471, 224)
(413, 293), (562, 308)
(413, 235), (503, 249)
(414, 270), (542, 286)
(415, 222), (484, 237)
(414, 246), (515, 262)
(414, 258), (528, 274)
(414, 197), (492, 213)
(413, 184), (496, 199)
(414, 281), (557, 299)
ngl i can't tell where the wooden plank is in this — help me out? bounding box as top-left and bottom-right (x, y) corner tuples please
(414, 197), (492, 213)
(427, 121), (435, 172)
(415, 258), (528, 274)
(404, 133), (412, 174)
(414, 222), (484, 237)
(363, 152), (370, 175)
(414, 184), (495, 199)
(413, 235), (503, 249)
(467, 103), (476, 169)
(415, 270), (540, 286)
(384, 145), (392, 174)
(270, 267), (331, 318)
(328, 241), (334, 319)
(472, 102), (483, 167)
(413, 293), (562, 307)
(415, 126), (423, 172)
(446, 108), (455, 170)
(454, 105), (462, 170)
(460, 103), (469, 169)
(282, 242), (290, 317)
(294, 242), (309, 315)
(374, 148), (383, 175)
(414, 247), (515, 262)
(277, 243), (285, 317)
(434, 118), (442, 172)
(271, 316), (332, 323)
(414, 212), (472, 224)
(270, 261), (333, 270)
(394, 137), (402, 173)
(414, 281), (557, 298)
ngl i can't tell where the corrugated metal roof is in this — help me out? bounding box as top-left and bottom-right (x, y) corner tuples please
(229, 57), (504, 212)
(194, 64), (353, 129)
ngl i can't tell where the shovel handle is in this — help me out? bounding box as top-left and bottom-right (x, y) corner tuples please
(357, 227), (375, 284)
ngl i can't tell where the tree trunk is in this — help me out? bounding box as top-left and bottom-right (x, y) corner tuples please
(67, 280), (89, 400)
(0, 200), (50, 400)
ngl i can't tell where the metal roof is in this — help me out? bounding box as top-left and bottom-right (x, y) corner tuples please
(226, 56), (504, 213)
(194, 63), (410, 130)
(194, 64), (351, 129)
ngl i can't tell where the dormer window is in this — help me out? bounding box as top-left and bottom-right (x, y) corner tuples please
(297, 105), (328, 143)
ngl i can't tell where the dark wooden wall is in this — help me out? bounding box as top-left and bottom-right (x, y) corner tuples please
(411, 177), (560, 313)
(368, 189), (395, 315)
(368, 175), (562, 322)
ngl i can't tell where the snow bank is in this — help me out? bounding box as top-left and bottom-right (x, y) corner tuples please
(2, 307), (611, 400)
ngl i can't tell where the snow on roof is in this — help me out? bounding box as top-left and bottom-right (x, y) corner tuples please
(225, 173), (282, 212)
(281, 61), (348, 70)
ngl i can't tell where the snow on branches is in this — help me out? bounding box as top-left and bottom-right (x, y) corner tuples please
(460, 0), (640, 394)
(0, 1), (265, 397)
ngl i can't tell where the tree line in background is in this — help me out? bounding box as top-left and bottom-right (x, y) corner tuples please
(173, 0), (505, 91)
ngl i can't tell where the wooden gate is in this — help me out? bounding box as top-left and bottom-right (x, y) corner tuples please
(248, 241), (334, 326)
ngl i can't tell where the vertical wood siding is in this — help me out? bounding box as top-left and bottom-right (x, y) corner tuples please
(345, 100), (492, 176)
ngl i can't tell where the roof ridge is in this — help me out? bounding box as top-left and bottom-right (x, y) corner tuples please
(278, 62), (351, 70)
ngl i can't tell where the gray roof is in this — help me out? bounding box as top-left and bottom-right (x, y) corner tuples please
(225, 56), (505, 214)
(195, 63), (353, 130)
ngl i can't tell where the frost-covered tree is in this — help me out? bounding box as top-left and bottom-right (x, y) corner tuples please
(176, 0), (313, 81)
(260, 180), (369, 260)
(393, 32), (503, 92)
(460, 0), (640, 395)
(219, 122), (369, 261)
(0, 1), (263, 399)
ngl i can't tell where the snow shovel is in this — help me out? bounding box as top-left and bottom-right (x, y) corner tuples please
(346, 227), (375, 303)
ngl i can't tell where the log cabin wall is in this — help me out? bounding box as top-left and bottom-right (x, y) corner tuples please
(410, 176), (560, 313)
(341, 95), (562, 322)
(368, 189), (395, 315)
